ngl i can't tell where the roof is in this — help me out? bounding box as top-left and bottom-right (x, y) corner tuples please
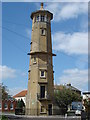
(83, 92), (90, 94)
(54, 84), (81, 92)
(66, 85), (81, 92)
(31, 10), (53, 20)
(13, 90), (27, 98)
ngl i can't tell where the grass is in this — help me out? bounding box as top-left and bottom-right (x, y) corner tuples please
(0, 115), (8, 120)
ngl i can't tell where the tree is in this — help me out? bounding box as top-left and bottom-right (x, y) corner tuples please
(0, 83), (12, 100)
(16, 99), (25, 109)
(54, 86), (82, 110)
(0, 84), (10, 100)
(15, 99), (25, 115)
(84, 99), (90, 113)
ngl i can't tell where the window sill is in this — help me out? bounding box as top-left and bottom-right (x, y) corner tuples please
(40, 76), (46, 79)
(41, 34), (46, 36)
(33, 62), (37, 64)
(40, 112), (47, 114)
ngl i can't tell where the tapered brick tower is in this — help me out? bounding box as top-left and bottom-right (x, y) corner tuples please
(26, 3), (56, 116)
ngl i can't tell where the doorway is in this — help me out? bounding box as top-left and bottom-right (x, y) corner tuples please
(48, 104), (52, 115)
(40, 86), (45, 98)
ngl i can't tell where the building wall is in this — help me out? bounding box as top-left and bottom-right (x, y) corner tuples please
(83, 94), (90, 100)
(0, 100), (17, 112)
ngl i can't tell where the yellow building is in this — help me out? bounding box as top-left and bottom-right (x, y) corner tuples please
(26, 3), (56, 116)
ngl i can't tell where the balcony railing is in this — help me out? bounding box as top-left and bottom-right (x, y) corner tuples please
(37, 93), (51, 101)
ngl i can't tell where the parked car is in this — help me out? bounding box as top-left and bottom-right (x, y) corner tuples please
(67, 102), (83, 116)
(75, 110), (81, 116)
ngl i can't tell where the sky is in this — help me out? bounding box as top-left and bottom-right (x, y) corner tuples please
(1, 2), (88, 96)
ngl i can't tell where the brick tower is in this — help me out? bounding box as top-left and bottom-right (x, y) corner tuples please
(26, 3), (56, 116)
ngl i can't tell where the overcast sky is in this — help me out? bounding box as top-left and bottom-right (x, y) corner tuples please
(1, 2), (88, 95)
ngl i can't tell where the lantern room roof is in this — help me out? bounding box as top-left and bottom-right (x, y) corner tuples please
(31, 10), (53, 20)
(31, 3), (53, 20)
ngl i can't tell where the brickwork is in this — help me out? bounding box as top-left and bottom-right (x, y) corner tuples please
(0, 100), (17, 112)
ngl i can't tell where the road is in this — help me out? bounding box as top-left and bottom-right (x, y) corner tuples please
(4, 114), (81, 120)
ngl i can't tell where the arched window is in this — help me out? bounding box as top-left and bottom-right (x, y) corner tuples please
(41, 15), (45, 22)
(4, 103), (8, 110)
(10, 103), (13, 110)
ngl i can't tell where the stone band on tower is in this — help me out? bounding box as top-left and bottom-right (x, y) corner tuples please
(26, 3), (56, 116)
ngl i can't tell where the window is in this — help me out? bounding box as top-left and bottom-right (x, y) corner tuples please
(40, 86), (45, 98)
(41, 106), (45, 112)
(44, 15), (47, 22)
(4, 103), (8, 110)
(10, 103), (13, 110)
(33, 57), (36, 63)
(41, 29), (45, 35)
(0, 103), (2, 110)
(41, 15), (44, 22)
(34, 17), (36, 23)
(36, 16), (39, 22)
(40, 70), (45, 78)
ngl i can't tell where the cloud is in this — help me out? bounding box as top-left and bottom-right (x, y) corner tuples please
(52, 32), (88, 55)
(59, 68), (88, 91)
(45, 2), (88, 22)
(0, 65), (17, 81)
(9, 87), (26, 96)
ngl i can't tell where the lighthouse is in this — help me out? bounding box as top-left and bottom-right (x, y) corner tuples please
(26, 3), (56, 116)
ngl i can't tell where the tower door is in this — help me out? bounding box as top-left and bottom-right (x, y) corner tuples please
(40, 86), (45, 98)
(48, 104), (52, 115)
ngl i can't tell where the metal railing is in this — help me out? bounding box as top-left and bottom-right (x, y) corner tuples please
(37, 93), (51, 100)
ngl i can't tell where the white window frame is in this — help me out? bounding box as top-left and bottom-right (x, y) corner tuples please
(40, 70), (45, 78)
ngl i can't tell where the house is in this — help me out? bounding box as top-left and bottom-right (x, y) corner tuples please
(0, 99), (17, 112)
(13, 90), (27, 105)
(66, 83), (81, 95)
(83, 92), (90, 100)
(54, 84), (81, 95)
(82, 92), (90, 113)
(0, 90), (27, 113)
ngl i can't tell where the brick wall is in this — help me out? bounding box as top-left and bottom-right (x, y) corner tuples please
(0, 99), (17, 112)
